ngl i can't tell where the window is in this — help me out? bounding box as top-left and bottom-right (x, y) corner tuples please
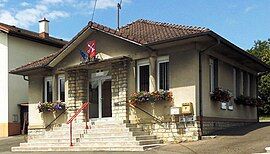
(58, 75), (65, 102)
(247, 73), (251, 97)
(209, 58), (218, 92)
(44, 76), (52, 102)
(137, 59), (150, 92)
(157, 56), (169, 91)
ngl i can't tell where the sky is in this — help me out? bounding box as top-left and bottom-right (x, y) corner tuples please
(0, 0), (269, 50)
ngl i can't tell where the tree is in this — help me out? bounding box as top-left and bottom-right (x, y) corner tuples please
(247, 39), (270, 116)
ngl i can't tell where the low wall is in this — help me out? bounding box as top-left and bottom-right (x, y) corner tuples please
(200, 117), (257, 135)
(128, 102), (200, 142)
(136, 121), (200, 142)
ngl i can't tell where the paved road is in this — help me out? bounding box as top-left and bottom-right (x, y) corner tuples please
(1, 122), (270, 154)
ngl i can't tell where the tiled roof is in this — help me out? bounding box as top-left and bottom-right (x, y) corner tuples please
(11, 19), (211, 74)
(118, 19), (210, 44)
(0, 22), (67, 47)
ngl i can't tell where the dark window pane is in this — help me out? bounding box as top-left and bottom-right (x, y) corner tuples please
(47, 81), (52, 102)
(165, 62), (169, 90)
(159, 62), (169, 90)
(213, 59), (218, 89)
(139, 65), (149, 92)
(60, 79), (65, 102)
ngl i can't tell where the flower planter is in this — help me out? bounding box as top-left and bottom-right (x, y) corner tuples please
(129, 90), (173, 105)
(37, 101), (66, 113)
(234, 95), (262, 107)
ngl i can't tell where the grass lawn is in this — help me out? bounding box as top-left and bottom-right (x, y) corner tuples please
(259, 116), (270, 122)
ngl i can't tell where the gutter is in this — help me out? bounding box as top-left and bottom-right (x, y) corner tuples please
(23, 75), (29, 81)
(198, 37), (220, 137)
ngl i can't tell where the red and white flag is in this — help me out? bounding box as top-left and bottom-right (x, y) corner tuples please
(86, 40), (96, 58)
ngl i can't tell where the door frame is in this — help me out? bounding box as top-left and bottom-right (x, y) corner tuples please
(88, 75), (112, 119)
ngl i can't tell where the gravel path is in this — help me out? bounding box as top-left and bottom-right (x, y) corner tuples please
(1, 122), (270, 154)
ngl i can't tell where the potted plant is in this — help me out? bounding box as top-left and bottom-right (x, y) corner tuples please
(234, 95), (263, 107)
(210, 87), (232, 102)
(37, 101), (66, 113)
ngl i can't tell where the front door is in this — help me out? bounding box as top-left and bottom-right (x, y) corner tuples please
(89, 78), (112, 119)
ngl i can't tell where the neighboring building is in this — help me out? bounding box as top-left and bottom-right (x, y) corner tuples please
(0, 18), (67, 137)
(10, 19), (269, 150)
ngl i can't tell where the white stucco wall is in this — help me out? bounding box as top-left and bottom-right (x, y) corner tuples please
(8, 36), (60, 123)
(0, 32), (8, 125)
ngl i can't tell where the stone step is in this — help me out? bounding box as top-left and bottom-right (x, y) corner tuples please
(84, 132), (132, 137)
(83, 130), (148, 137)
(45, 133), (82, 138)
(12, 146), (144, 152)
(142, 144), (164, 150)
(20, 143), (70, 147)
(135, 135), (157, 141)
(86, 128), (130, 133)
(132, 131), (149, 136)
(81, 136), (136, 142)
(45, 130), (86, 135)
(78, 141), (140, 146)
(139, 139), (163, 145)
(28, 138), (77, 143)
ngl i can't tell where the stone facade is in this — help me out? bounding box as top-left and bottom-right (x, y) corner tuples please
(67, 69), (88, 122)
(111, 60), (129, 123)
(137, 121), (200, 143)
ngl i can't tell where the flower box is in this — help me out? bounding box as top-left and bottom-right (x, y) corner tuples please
(37, 101), (66, 113)
(129, 90), (173, 105)
(234, 95), (262, 107)
(210, 87), (232, 103)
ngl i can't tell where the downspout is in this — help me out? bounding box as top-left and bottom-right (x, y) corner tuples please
(198, 37), (220, 137)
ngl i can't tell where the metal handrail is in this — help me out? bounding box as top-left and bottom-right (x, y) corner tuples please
(45, 107), (69, 129)
(66, 102), (90, 146)
(129, 103), (164, 123)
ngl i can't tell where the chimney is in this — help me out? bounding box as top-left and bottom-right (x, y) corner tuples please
(39, 17), (49, 38)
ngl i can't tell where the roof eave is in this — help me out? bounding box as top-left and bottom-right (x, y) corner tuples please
(9, 66), (52, 76)
(207, 31), (270, 72)
(8, 31), (66, 48)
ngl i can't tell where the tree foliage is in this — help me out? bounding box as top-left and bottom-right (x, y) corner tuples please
(247, 39), (270, 116)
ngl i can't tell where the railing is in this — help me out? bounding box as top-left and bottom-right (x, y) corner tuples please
(66, 102), (90, 146)
(129, 103), (164, 123)
(45, 107), (69, 129)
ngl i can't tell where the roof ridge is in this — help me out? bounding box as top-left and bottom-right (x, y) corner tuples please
(136, 19), (210, 32)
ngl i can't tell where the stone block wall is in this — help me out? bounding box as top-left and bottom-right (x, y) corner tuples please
(111, 60), (129, 123)
(136, 121), (200, 143)
(67, 69), (88, 122)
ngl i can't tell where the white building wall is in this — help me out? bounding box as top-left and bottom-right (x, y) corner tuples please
(7, 36), (60, 129)
(0, 32), (8, 136)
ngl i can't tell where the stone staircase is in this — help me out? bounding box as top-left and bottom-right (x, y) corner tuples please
(12, 119), (163, 152)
